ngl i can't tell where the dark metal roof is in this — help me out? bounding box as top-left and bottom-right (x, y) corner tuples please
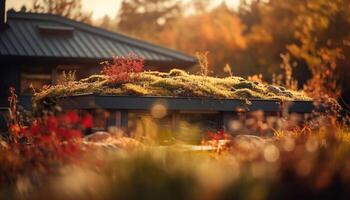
(56, 95), (316, 113)
(0, 11), (196, 65)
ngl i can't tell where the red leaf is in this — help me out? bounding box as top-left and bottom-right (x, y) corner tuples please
(81, 114), (93, 129)
(47, 116), (58, 132)
(67, 111), (79, 124)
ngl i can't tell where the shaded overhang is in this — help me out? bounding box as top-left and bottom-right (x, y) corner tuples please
(55, 95), (315, 113)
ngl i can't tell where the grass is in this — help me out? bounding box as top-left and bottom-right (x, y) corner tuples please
(33, 69), (311, 105)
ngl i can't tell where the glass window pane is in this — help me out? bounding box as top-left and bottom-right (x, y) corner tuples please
(128, 111), (173, 144)
(177, 112), (220, 144)
(20, 73), (51, 95)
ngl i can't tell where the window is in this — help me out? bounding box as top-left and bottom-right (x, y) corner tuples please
(127, 110), (221, 144)
(90, 109), (110, 131)
(176, 111), (221, 144)
(128, 111), (173, 144)
(20, 67), (52, 95)
(55, 65), (95, 84)
(55, 65), (80, 85)
(81, 109), (121, 134)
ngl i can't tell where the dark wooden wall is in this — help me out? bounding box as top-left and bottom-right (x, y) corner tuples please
(0, 65), (20, 107)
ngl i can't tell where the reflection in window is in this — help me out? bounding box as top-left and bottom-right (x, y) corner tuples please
(128, 112), (173, 144)
(20, 66), (52, 95)
(56, 65), (81, 84)
(177, 112), (220, 144)
(128, 111), (221, 144)
(20, 73), (51, 95)
(91, 109), (110, 131)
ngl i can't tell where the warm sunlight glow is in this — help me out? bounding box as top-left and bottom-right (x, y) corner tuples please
(2, 0), (349, 198)
(81, 0), (119, 19)
(8, 0), (241, 19)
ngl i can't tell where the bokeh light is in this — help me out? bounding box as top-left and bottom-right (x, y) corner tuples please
(150, 103), (168, 119)
(263, 144), (280, 162)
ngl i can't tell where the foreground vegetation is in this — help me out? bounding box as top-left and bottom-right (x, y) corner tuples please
(0, 85), (348, 200)
(4, 0), (349, 198)
(1, 113), (350, 200)
(0, 81), (348, 200)
(3, 53), (347, 199)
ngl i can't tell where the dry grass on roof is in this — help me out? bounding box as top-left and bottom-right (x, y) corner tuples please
(33, 69), (311, 104)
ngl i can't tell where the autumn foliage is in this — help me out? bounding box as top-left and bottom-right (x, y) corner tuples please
(3, 0), (350, 198)
(1, 88), (93, 185)
(101, 53), (144, 84)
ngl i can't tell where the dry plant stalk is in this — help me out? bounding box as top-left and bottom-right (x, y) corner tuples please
(303, 48), (341, 100)
(7, 87), (20, 143)
(59, 70), (76, 86)
(248, 74), (265, 84)
(272, 73), (282, 86)
(223, 64), (233, 77)
(272, 54), (298, 90)
(280, 53), (298, 90)
(196, 51), (210, 76)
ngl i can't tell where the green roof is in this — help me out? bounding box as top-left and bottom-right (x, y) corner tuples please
(34, 69), (311, 104)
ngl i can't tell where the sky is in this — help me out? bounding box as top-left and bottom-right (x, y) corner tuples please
(7, 0), (240, 20)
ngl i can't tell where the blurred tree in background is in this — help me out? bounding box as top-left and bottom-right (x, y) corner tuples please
(117, 0), (182, 39)
(99, 14), (114, 31)
(284, 0), (350, 99)
(237, 0), (297, 79)
(31, 0), (92, 23)
(155, 4), (246, 74)
(240, 0), (350, 100)
(14, 0), (350, 104)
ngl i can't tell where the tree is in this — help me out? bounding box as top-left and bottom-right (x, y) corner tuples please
(117, 0), (182, 38)
(236, 0), (350, 101)
(156, 4), (246, 75)
(236, 0), (299, 79)
(31, 0), (92, 23)
(100, 15), (114, 31)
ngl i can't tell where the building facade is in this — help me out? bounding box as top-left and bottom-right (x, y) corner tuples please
(0, 2), (196, 107)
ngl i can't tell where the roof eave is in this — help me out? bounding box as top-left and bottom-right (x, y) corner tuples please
(6, 11), (197, 63)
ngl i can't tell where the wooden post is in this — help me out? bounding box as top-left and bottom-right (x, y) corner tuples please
(51, 66), (58, 85)
(121, 110), (128, 130)
(172, 111), (179, 134)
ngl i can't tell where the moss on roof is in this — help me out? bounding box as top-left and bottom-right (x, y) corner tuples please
(33, 69), (311, 104)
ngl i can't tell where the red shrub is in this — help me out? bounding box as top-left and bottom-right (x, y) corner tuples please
(21, 112), (93, 141)
(207, 130), (227, 140)
(101, 53), (144, 84)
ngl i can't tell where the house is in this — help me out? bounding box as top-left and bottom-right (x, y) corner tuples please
(57, 94), (315, 142)
(0, 1), (316, 142)
(37, 68), (314, 141)
(0, 0), (196, 108)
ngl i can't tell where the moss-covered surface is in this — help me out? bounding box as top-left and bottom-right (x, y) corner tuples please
(33, 69), (311, 104)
